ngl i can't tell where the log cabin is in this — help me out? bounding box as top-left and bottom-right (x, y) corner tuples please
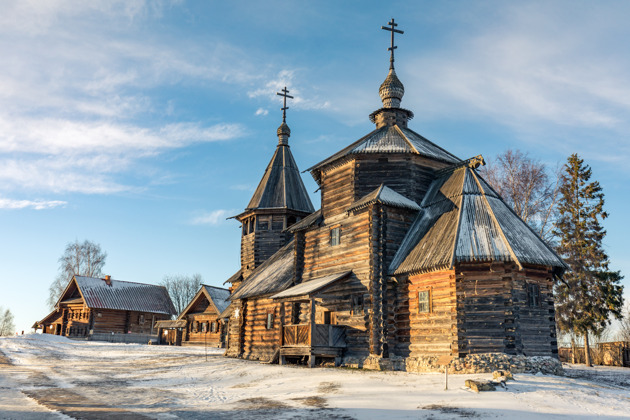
(176, 285), (231, 347)
(35, 275), (176, 339)
(223, 20), (567, 368)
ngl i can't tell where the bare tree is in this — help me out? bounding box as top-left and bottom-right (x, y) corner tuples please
(479, 149), (560, 243)
(160, 274), (203, 315)
(47, 240), (107, 309)
(0, 307), (16, 336)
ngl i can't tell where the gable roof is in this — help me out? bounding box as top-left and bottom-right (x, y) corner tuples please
(307, 125), (460, 180)
(61, 276), (176, 315)
(348, 184), (421, 213)
(178, 285), (231, 318)
(230, 239), (295, 300)
(390, 165), (567, 275)
(245, 143), (314, 214)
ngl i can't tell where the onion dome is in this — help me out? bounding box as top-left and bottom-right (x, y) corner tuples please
(277, 122), (291, 145)
(379, 68), (405, 108)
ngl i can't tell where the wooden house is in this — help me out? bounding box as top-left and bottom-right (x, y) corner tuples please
(35, 275), (176, 338)
(223, 21), (567, 368)
(176, 285), (231, 347)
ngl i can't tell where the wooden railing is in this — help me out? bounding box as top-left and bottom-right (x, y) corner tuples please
(282, 324), (346, 348)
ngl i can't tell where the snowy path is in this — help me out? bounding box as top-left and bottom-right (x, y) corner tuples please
(1, 335), (630, 419)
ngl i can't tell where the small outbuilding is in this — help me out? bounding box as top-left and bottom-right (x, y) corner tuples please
(177, 285), (231, 347)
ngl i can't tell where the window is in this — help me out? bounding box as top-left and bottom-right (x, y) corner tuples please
(291, 302), (301, 325)
(242, 220), (249, 235)
(323, 311), (337, 325)
(330, 227), (341, 246)
(202, 322), (207, 332)
(248, 217), (255, 234)
(266, 312), (274, 330)
(257, 217), (270, 231)
(351, 295), (364, 315)
(527, 283), (541, 307)
(211, 321), (217, 333)
(418, 289), (431, 314)
(193, 321), (199, 332)
(138, 314), (145, 325)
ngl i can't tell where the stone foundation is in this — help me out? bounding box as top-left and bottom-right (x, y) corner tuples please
(343, 353), (563, 375)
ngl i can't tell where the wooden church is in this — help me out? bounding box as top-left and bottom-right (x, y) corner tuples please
(223, 20), (566, 368)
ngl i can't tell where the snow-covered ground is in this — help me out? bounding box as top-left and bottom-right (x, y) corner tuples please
(1, 334), (629, 419)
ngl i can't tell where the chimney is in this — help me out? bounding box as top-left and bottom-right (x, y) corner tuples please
(104, 275), (111, 286)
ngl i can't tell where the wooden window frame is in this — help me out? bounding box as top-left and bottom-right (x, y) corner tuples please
(527, 283), (541, 308)
(211, 321), (217, 333)
(330, 227), (341, 246)
(266, 312), (274, 330)
(351, 294), (364, 315)
(138, 314), (145, 325)
(418, 288), (432, 314)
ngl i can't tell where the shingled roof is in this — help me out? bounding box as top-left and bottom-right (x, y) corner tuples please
(229, 239), (295, 300)
(348, 184), (421, 213)
(245, 141), (314, 213)
(307, 125), (460, 182)
(65, 276), (176, 315)
(390, 165), (567, 275)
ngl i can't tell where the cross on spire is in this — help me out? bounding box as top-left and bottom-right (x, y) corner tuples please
(381, 18), (404, 70)
(276, 87), (294, 123)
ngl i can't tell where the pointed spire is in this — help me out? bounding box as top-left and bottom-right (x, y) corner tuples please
(276, 87), (293, 145)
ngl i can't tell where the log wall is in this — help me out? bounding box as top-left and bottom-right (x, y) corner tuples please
(394, 269), (458, 357)
(183, 296), (224, 347)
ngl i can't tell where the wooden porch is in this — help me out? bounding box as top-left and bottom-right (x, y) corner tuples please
(279, 323), (346, 367)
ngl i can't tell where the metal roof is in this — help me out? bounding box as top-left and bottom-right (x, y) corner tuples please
(229, 239), (295, 300)
(270, 271), (351, 300)
(307, 125), (460, 178)
(348, 184), (421, 213)
(245, 142), (314, 214)
(390, 166), (567, 275)
(223, 268), (242, 285)
(72, 276), (176, 315)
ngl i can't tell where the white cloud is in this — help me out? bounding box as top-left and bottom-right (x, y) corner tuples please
(255, 108), (269, 116)
(0, 197), (66, 210)
(248, 70), (331, 112)
(190, 209), (236, 226)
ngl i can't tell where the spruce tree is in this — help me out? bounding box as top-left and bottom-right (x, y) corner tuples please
(554, 154), (624, 366)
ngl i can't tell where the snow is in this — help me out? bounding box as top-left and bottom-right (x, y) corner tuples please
(1, 334), (630, 419)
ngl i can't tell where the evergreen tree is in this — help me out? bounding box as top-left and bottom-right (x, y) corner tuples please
(554, 154), (624, 366)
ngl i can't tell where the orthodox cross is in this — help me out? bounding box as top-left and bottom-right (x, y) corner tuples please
(276, 87), (294, 123)
(381, 18), (404, 69)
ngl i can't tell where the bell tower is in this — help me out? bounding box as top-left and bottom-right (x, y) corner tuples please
(234, 87), (314, 280)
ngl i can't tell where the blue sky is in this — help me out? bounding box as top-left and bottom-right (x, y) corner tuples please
(1, 0), (629, 333)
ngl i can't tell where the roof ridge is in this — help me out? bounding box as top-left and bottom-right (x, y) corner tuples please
(469, 169), (523, 270)
(394, 124), (419, 154)
(448, 171), (466, 269)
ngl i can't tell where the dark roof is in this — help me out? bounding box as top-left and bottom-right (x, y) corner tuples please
(245, 143), (314, 213)
(178, 284), (231, 318)
(270, 271), (351, 300)
(286, 209), (322, 233)
(70, 276), (176, 315)
(348, 184), (421, 213)
(307, 125), (460, 180)
(230, 239), (295, 300)
(390, 166), (567, 275)
(202, 285), (231, 315)
(36, 309), (62, 326)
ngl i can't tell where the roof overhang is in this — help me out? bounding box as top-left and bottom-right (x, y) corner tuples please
(270, 271), (352, 301)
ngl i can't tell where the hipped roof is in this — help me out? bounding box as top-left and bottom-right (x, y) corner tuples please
(245, 143), (314, 214)
(229, 239), (295, 300)
(60, 276), (176, 315)
(390, 166), (567, 275)
(307, 125), (460, 182)
(348, 184), (420, 213)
